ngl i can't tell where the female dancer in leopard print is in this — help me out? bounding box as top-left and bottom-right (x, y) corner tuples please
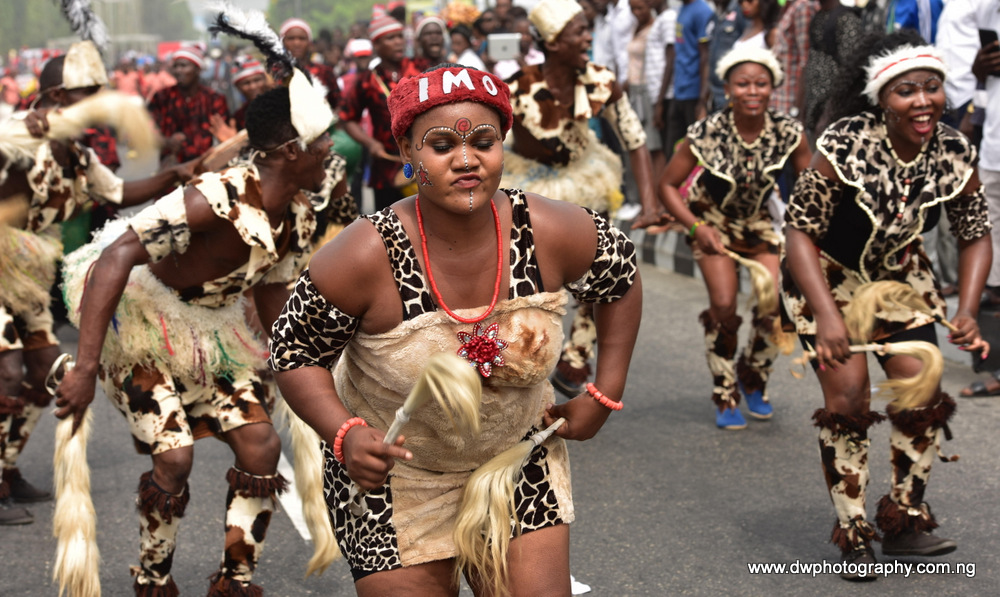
(269, 64), (641, 595)
(782, 30), (991, 579)
(659, 47), (811, 430)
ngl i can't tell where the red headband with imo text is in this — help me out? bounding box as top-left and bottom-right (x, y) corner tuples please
(388, 66), (513, 139)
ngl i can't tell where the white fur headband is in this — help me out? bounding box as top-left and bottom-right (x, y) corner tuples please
(715, 47), (784, 87)
(863, 45), (947, 105)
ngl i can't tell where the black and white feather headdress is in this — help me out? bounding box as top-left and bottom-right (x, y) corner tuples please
(208, 1), (298, 83)
(56, 0), (110, 52)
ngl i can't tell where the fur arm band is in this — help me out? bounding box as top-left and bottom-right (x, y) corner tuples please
(127, 186), (191, 263)
(565, 210), (638, 304)
(268, 270), (360, 371)
(945, 185), (992, 241)
(602, 94), (647, 153)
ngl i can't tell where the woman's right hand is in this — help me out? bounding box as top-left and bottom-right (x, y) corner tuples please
(813, 311), (852, 368)
(342, 425), (412, 490)
(692, 223), (726, 255)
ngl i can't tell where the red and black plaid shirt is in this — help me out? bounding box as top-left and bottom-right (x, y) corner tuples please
(148, 84), (229, 162)
(81, 126), (121, 171)
(339, 59), (421, 190)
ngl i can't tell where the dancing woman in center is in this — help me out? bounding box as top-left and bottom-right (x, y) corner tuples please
(269, 64), (642, 596)
(659, 47), (810, 429)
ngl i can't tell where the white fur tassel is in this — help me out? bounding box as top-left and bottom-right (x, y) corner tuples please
(454, 417), (566, 597)
(384, 352), (482, 446)
(274, 399), (343, 576)
(0, 91), (159, 168)
(52, 410), (100, 597)
(722, 248), (778, 314)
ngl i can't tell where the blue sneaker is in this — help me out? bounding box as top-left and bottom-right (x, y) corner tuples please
(741, 382), (774, 420)
(716, 406), (747, 430)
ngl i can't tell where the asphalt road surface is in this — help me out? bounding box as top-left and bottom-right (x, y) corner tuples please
(4, 263), (999, 596)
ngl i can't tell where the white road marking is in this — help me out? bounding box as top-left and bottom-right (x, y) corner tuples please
(276, 451), (312, 541)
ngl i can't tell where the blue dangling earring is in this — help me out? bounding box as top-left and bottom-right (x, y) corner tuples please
(403, 162), (414, 179)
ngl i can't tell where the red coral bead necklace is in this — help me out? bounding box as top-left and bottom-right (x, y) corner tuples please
(415, 194), (504, 324)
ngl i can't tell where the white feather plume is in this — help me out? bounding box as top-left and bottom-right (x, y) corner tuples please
(208, 1), (296, 79)
(58, 0), (110, 51)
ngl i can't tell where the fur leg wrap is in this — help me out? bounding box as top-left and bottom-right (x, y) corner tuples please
(814, 408), (886, 552)
(736, 309), (781, 395)
(207, 572), (263, 597)
(137, 471), (190, 523)
(135, 471), (189, 588)
(877, 393), (956, 538)
(1, 401), (43, 467)
(0, 410), (11, 466)
(215, 467), (287, 587)
(557, 302), (596, 384)
(700, 310), (742, 408)
(131, 574), (179, 597)
(21, 383), (52, 407)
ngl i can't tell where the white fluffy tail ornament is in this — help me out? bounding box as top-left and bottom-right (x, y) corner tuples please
(345, 352), (483, 515)
(454, 417), (567, 597)
(46, 353), (100, 597)
(384, 352), (482, 446)
(274, 399), (343, 576)
(52, 410), (100, 597)
(792, 341), (943, 410)
(0, 91), (159, 168)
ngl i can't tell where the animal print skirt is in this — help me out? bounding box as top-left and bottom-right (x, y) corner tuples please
(323, 427), (574, 580)
(780, 239), (943, 339)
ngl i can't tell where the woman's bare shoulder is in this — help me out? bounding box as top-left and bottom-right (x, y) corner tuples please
(308, 217), (393, 316)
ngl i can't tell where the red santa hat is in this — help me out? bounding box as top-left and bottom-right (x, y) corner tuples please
(388, 66), (512, 139)
(233, 59), (265, 84)
(345, 39), (374, 58)
(172, 46), (205, 70)
(279, 18), (313, 40)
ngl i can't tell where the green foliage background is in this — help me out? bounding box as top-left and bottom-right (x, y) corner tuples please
(0, 1), (197, 54)
(267, 0), (376, 34)
(0, 0), (381, 57)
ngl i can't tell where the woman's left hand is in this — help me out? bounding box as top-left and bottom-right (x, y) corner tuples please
(950, 313), (990, 358)
(542, 394), (613, 441)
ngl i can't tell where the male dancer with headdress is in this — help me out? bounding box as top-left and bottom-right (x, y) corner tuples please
(0, 40), (195, 526)
(54, 38), (334, 594)
(503, 0), (668, 395)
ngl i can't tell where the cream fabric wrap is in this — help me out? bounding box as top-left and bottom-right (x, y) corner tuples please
(501, 132), (625, 214)
(62, 220), (268, 380)
(333, 291), (575, 566)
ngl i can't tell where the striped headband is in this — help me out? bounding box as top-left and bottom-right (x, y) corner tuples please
(863, 45), (946, 105)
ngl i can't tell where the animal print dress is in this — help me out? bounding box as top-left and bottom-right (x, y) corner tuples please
(269, 189), (637, 577)
(781, 112), (990, 339)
